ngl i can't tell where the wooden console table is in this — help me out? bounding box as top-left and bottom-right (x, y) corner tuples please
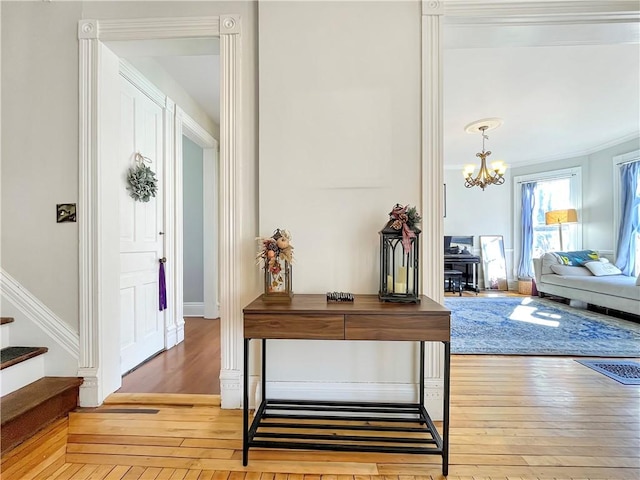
(242, 294), (451, 475)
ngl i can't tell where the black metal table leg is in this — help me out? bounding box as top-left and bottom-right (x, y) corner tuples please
(262, 339), (266, 401)
(243, 338), (250, 466)
(419, 341), (425, 404)
(443, 341), (450, 476)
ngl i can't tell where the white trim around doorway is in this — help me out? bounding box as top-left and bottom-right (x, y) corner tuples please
(78, 15), (241, 407)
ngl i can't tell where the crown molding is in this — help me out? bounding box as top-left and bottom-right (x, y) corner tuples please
(445, 132), (640, 169)
(443, 1), (639, 25)
(525, 131), (640, 165)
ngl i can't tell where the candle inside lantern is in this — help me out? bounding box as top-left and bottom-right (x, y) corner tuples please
(394, 281), (407, 293)
(397, 266), (412, 294)
(386, 275), (394, 293)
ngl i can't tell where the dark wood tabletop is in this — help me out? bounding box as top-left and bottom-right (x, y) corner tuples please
(243, 294), (450, 342)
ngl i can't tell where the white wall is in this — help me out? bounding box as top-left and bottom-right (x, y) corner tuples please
(444, 173), (512, 247)
(1, 1), (83, 329)
(585, 137), (640, 251)
(1, 1), (258, 338)
(259, 1), (422, 390)
(444, 169), (513, 283)
(183, 136), (204, 304)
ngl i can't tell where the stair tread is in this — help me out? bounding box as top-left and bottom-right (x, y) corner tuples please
(0, 346), (48, 370)
(0, 317), (15, 325)
(1, 377), (83, 425)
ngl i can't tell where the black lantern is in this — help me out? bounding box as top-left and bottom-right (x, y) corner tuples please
(379, 205), (421, 303)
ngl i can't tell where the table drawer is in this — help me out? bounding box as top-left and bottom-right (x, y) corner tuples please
(345, 314), (450, 341)
(244, 314), (344, 339)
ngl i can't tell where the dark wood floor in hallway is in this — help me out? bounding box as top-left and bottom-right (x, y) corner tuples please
(117, 317), (220, 395)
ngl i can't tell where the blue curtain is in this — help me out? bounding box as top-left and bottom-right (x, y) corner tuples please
(517, 182), (536, 278)
(615, 161), (640, 276)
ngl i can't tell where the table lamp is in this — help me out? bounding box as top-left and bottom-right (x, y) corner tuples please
(545, 208), (578, 251)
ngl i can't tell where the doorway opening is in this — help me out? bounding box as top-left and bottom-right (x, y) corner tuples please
(112, 42), (220, 392)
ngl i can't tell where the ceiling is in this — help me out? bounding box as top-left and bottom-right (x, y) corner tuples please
(443, 20), (640, 168)
(106, 38), (221, 124)
(109, 18), (639, 168)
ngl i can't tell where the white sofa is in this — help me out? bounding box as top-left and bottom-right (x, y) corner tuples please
(532, 252), (640, 316)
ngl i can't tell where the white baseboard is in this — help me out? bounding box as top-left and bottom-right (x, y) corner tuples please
(220, 368), (241, 409)
(176, 318), (185, 344)
(183, 302), (204, 317)
(78, 367), (100, 407)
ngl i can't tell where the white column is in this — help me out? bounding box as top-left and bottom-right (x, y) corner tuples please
(218, 15), (243, 409)
(421, 0), (445, 420)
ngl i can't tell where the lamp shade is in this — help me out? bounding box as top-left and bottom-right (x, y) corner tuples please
(545, 208), (578, 225)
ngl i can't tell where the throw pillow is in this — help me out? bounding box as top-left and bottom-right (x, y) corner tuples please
(550, 264), (593, 276)
(541, 252), (562, 275)
(584, 261), (623, 276)
(552, 250), (600, 266)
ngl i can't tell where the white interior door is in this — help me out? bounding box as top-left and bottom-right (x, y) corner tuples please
(119, 76), (165, 374)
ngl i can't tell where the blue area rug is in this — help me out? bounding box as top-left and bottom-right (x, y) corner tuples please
(445, 297), (640, 356)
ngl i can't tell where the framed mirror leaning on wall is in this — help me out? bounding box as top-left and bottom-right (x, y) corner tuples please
(480, 235), (508, 290)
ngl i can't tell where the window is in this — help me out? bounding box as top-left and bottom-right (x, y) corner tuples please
(514, 167), (582, 276)
(531, 177), (579, 258)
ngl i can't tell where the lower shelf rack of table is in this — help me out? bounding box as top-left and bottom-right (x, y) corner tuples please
(246, 398), (444, 456)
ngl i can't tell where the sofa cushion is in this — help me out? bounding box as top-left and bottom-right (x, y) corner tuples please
(541, 273), (640, 300)
(584, 261), (623, 276)
(550, 265), (593, 276)
(541, 253), (560, 275)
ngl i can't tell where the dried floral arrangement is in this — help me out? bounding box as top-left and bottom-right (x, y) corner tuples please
(389, 204), (421, 253)
(127, 153), (158, 202)
(390, 204), (422, 230)
(257, 229), (294, 292)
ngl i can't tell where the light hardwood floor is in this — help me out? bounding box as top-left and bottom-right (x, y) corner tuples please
(3, 295), (638, 479)
(2, 355), (639, 480)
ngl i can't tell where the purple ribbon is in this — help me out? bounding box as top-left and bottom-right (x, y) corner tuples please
(159, 260), (167, 311)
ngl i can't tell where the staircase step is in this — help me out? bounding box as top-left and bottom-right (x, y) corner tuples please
(1, 377), (83, 454)
(1, 318), (13, 349)
(0, 346), (48, 370)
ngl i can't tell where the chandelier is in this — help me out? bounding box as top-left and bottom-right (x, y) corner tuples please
(462, 118), (507, 190)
